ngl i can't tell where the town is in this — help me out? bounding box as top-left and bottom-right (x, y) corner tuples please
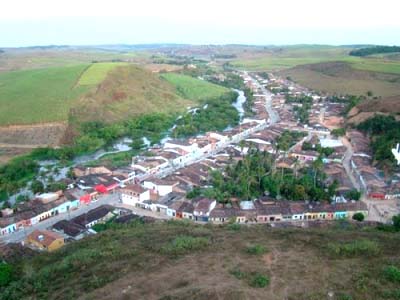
(1, 71), (399, 252)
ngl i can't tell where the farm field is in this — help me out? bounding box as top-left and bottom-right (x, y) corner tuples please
(0, 64), (91, 125)
(77, 62), (128, 86)
(161, 72), (230, 101)
(279, 62), (400, 97)
(2, 221), (400, 300)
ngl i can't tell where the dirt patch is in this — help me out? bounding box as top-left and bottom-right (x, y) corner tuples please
(262, 252), (274, 267)
(0, 122), (67, 147)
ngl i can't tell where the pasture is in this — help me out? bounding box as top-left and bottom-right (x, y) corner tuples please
(161, 73), (229, 101)
(77, 62), (128, 86)
(0, 64), (90, 125)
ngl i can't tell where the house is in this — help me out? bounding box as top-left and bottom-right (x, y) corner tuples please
(26, 229), (64, 252)
(177, 202), (194, 220)
(71, 205), (115, 228)
(164, 139), (199, 155)
(143, 178), (178, 197)
(209, 207), (237, 223)
(193, 198), (216, 221)
(120, 184), (150, 206)
(52, 219), (88, 240)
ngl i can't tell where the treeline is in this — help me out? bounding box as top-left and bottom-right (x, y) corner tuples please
(189, 148), (336, 203)
(349, 46), (400, 57)
(358, 114), (400, 167)
(173, 91), (239, 137)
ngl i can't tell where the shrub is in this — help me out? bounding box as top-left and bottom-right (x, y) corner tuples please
(384, 266), (400, 283)
(250, 273), (269, 288)
(227, 223), (241, 231)
(327, 240), (380, 257)
(352, 213), (365, 222)
(246, 244), (267, 255)
(161, 236), (210, 256)
(0, 263), (13, 287)
(230, 268), (245, 280)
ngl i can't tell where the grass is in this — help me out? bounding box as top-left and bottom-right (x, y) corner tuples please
(326, 239), (380, 257)
(2, 222), (400, 300)
(77, 62), (127, 86)
(161, 73), (229, 101)
(0, 65), (90, 125)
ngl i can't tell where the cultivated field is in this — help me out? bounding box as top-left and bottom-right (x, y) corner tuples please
(279, 62), (400, 97)
(2, 221), (400, 300)
(161, 73), (230, 101)
(77, 62), (128, 86)
(0, 64), (90, 125)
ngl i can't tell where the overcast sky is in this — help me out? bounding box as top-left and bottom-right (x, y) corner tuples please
(1, 0), (399, 47)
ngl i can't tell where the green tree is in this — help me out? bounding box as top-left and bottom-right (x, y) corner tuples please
(30, 180), (44, 194)
(352, 212), (365, 222)
(0, 263), (13, 287)
(392, 214), (400, 230)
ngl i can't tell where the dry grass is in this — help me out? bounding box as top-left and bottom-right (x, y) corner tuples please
(3, 221), (396, 300)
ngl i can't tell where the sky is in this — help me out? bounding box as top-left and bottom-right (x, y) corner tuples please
(1, 0), (400, 47)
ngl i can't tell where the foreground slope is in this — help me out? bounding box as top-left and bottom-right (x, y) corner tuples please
(2, 221), (400, 300)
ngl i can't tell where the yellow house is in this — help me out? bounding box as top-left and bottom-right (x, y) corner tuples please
(26, 229), (64, 252)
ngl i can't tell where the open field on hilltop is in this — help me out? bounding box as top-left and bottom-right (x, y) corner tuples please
(2, 221), (400, 300)
(0, 49), (143, 72)
(230, 46), (400, 74)
(77, 62), (128, 86)
(279, 62), (400, 97)
(73, 65), (194, 123)
(161, 73), (230, 101)
(0, 64), (91, 125)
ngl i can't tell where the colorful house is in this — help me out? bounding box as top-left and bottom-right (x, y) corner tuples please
(26, 230), (65, 252)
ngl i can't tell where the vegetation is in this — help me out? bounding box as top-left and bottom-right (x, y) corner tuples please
(172, 91), (239, 137)
(200, 148), (334, 202)
(352, 212), (365, 222)
(77, 62), (127, 86)
(349, 46), (400, 57)
(0, 263), (13, 287)
(0, 65), (90, 125)
(331, 128), (346, 137)
(161, 73), (229, 101)
(346, 189), (361, 201)
(357, 114), (400, 167)
(246, 244), (267, 255)
(327, 240), (380, 257)
(383, 266), (400, 283)
(1, 221), (400, 299)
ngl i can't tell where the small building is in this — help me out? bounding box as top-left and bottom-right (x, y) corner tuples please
(26, 229), (64, 252)
(193, 198), (216, 221)
(120, 184), (150, 206)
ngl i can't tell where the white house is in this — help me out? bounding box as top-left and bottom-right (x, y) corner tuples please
(120, 184), (150, 206)
(164, 140), (199, 155)
(143, 178), (178, 197)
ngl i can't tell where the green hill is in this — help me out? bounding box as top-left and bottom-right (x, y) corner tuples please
(1, 221), (399, 300)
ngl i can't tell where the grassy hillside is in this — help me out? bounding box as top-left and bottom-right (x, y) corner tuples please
(77, 62), (127, 86)
(279, 62), (400, 97)
(73, 66), (194, 123)
(2, 221), (400, 300)
(0, 65), (90, 125)
(161, 73), (229, 101)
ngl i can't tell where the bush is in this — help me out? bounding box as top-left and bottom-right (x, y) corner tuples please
(327, 240), (380, 257)
(0, 263), (13, 287)
(250, 273), (269, 288)
(352, 213), (365, 222)
(246, 244), (267, 255)
(384, 266), (400, 283)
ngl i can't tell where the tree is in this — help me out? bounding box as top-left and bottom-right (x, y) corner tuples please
(392, 214), (400, 230)
(352, 212), (365, 222)
(30, 180), (44, 194)
(0, 263), (13, 287)
(346, 189), (361, 201)
(312, 158), (324, 188)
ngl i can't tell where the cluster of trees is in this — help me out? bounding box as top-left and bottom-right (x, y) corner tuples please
(349, 46), (400, 57)
(276, 130), (307, 152)
(286, 95), (313, 124)
(325, 95), (364, 115)
(331, 128), (346, 137)
(192, 148), (335, 203)
(173, 91), (239, 137)
(358, 114), (400, 167)
(302, 142), (334, 157)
